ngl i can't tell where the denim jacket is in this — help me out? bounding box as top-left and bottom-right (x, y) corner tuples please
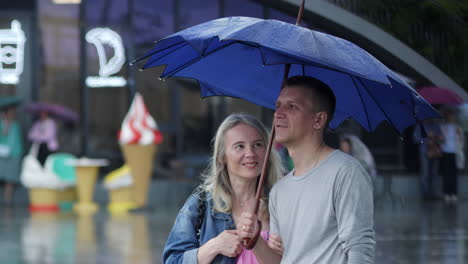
(163, 192), (237, 264)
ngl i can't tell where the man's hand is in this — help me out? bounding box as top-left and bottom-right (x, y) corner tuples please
(268, 233), (284, 256)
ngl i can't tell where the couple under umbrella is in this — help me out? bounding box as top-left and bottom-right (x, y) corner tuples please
(133, 1), (438, 262)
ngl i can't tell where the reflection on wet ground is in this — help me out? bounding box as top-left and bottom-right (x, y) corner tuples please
(0, 205), (179, 264)
(375, 198), (467, 263)
(1, 198), (467, 263)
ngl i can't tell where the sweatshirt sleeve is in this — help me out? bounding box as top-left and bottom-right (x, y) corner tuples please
(334, 161), (376, 264)
(269, 184), (279, 236)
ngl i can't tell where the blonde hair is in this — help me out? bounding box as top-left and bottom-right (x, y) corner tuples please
(199, 113), (284, 213)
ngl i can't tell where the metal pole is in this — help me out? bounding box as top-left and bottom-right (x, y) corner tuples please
(31, 2), (39, 102)
(217, 0), (227, 126)
(173, 0), (183, 157)
(126, 0), (136, 102)
(79, 0), (89, 156)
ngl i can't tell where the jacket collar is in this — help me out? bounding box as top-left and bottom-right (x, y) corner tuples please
(211, 210), (231, 220)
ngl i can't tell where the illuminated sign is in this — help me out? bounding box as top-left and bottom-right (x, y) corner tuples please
(86, 27), (126, 87)
(53, 0), (81, 3)
(0, 20), (26, 85)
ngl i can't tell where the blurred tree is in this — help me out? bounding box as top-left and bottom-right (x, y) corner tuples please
(329, 0), (468, 89)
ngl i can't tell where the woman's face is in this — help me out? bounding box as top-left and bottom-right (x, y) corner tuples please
(224, 123), (266, 182)
(340, 139), (351, 154)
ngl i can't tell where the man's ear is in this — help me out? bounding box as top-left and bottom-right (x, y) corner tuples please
(313, 112), (328, 130)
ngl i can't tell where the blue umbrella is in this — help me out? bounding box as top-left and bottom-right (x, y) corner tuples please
(134, 16), (438, 134)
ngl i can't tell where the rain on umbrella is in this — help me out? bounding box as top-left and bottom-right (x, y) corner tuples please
(132, 0), (438, 247)
(25, 103), (79, 123)
(133, 20), (438, 134)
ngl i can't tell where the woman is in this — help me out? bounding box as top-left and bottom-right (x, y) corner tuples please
(163, 113), (284, 264)
(440, 107), (464, 202)
(28, 110), (58, 165)
(0, 103), (24, 204)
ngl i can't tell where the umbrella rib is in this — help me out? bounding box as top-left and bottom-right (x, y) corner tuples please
(162, 41), (255, 78)
(131, 40), (187, 66)
(142, 43), (191, 69)
(351, 76), (372, 131)
(355, 77), (402, 135)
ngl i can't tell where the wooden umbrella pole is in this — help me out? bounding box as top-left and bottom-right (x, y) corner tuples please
(243, 116), (275, 250)
(295, 0), (305, 26)
(255, 125), (276, 203)
(244, 0), (305, 250)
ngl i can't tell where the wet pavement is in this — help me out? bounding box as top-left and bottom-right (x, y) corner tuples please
(1, 191), (467, 263)
(375, 197), (468, 264)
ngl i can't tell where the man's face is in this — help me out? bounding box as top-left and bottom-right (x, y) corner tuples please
(274, 85), (317, 146)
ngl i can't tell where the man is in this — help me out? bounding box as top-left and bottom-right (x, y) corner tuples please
(238, 76), (375, 263)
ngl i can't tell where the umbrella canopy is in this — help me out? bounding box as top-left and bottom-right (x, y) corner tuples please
(0, 96), (22, 111)
(134, 16), (438, 134)
(417, 86), (463, 106)
(25, 103), (79, 123)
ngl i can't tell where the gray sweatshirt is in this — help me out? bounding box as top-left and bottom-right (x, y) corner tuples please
(270, 150), (375, 264)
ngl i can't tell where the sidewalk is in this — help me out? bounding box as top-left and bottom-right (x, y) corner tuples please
(1, 180), (467, 263)
(3, 173), (468, 206)
(375, 173), (468, 200)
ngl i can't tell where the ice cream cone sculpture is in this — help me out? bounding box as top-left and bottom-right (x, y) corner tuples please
(119, 93), (163, 209)
(103, 164), (136, 213)
(21, 148), (77, 212)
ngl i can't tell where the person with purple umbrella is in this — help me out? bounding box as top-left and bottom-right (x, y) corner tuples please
(28, 110), (58, 165)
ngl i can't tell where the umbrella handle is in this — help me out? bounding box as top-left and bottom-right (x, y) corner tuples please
(244, 220), (262, 250)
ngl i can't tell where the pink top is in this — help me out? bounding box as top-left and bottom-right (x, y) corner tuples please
(28, 118), (58, 151)
(236, 231), (269, 264)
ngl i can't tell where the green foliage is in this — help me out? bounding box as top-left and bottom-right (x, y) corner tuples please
(332, 0), (468, 89)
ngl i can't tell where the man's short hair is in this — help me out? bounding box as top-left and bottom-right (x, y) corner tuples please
(283, 75), (336, 126)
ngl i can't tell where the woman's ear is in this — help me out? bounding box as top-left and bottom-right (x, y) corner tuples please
(219, 155), (226, 166)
